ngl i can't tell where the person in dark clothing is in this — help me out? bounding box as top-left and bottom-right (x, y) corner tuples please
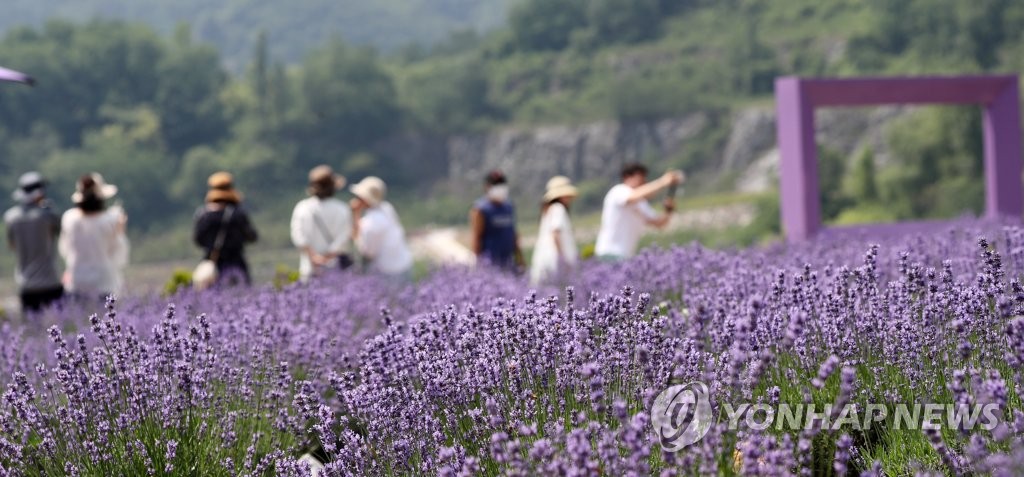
(193, 172), (258, 286)
(469, 170), (523, 271)
(4, 172), (63, 312)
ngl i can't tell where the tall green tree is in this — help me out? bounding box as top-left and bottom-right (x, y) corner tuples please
(154, 25), (229, 154)
(295, 40), (401, 166)
(0, 20), (165, 145)
(586, 0), (662, 44)
(507, 0), (588, 51)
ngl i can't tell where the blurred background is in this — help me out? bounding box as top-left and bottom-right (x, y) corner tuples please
(0, 0), (1019, 290)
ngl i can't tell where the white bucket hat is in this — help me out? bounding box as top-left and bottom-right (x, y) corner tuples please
(71, 173), (118, 204)
(542, 176), (578, 203)
(350, 176), (386, 208)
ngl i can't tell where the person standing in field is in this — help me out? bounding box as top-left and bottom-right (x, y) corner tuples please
(59, 173), (129, 300)
(193, 172), (259, 286)
(594, 163), (684, 260)
(291, 165), (354, 281)
(349, 176), (413, 279)
(530, 176), (579, 285)
(4, 172), (63, 312)
(470, 170), (523, 271)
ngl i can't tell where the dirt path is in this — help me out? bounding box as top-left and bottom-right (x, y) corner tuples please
(408, 227), (476, 265)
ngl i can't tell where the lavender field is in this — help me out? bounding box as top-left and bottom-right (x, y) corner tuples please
(2, 222), (1024, 476)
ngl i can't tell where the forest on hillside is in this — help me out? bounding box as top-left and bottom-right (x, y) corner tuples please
(1, 0), (511, 68)
(0, 0), (1021, 261)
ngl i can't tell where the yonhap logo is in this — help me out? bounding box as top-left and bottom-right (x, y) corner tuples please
(651, 382), (713, 451)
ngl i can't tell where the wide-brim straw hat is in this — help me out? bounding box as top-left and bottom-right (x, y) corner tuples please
(350, 176), (386, 208)
(71, 172), (118, 204)
(543, 176), (578, 203)
(205, 171), (243, 204)
(308, 165), (346, 195)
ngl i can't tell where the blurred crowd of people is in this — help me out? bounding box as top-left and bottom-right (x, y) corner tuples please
(3, 163), (684, 313)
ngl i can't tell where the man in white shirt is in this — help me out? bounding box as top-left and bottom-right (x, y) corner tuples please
(594, 163), (684, 260)
(349, 176), (413, 278)
(290, 165), (353, 280)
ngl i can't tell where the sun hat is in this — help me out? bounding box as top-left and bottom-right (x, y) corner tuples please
(308, 165), (346, 196)
(205, 171), (242, 204)
(350, 176), (386, 208)
(12, 171), (46, 203)
(542, 176), (578, 203)
(71, 173), (118, 204)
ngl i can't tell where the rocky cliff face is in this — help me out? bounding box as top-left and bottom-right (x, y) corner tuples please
(446, 114), (707, 196)
(406, 105), (910, 200)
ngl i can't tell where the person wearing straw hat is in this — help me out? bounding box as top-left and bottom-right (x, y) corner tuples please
(530, 176), (579, 285)
(193, 172), (259, 286)
(59, 173), (129, 299)
(349, 176), (412, 278)
(4, 172), (64, 311)
(290, 165), (354, 281)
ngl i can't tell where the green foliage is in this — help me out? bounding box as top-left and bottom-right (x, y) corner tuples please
(396, 194), (474, 229)
(585, 0), (662, 45)
(296, 42), (402, 164)
(163, 268), (193, 296)
(507, 0), (587, 52)
(844, 148), (879, 203)
(0, 21), (167, 146)
(879, 107), (984, 220)
(0, 22), (407, 255)
(608, 74), (700, 121)
(273, 264), (300, 289)
(579, 243), (596, 260)
(832, 204), (899, 226)
(641, 192), (781, 250)
(154, 29), (229, 154)
(397, 56), (499, 133)
(0, 0), (513, 65)
(41, 129), (176, 233)
(748, 192), (782, 240)
(506, 0), (683, 53)
(818, 146), (851, 222)
(843, 0), (1024, 72)
(826, 148), (896, 226)
(816, 106), (985, 227)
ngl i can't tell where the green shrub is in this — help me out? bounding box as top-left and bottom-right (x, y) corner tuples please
(580, 243), (597, 260)
(273, 264), (301, 290)
(832, 203), (900, 226)
(163, 268), (193, 296)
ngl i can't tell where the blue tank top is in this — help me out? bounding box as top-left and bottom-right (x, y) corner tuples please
(476, 197), (517, 268)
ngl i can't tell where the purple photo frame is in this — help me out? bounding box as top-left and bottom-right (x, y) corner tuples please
(775, 75), (1022, 241)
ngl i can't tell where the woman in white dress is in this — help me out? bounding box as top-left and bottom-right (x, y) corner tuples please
(349, 176), (413, 280)
(59, 173), (129, 300)
(530, 176), (579, 285)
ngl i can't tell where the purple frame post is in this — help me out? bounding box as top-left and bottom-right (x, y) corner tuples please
(774, 75), (1023, 241)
